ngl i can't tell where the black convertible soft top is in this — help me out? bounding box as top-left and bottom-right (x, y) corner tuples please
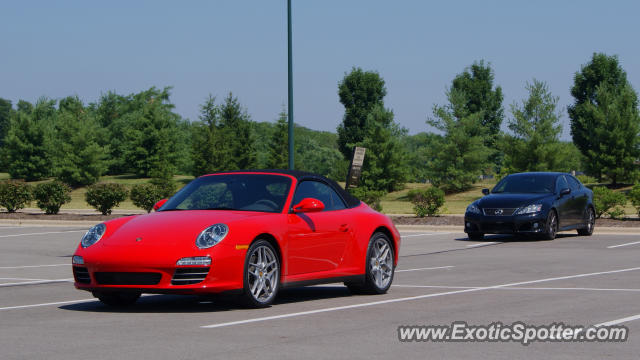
(209, 169), (362, 209)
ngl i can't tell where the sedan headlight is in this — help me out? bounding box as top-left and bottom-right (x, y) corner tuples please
(515, 204), (543, 215)
(196, 224), (229, 249)
(466, 203), (481, 215)
(81, 223), (106, 248)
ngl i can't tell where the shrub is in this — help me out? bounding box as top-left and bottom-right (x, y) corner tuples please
(592, 186), (626, 219)
(130, 183), (165, 213)
(407, 187), (445, 217)
(0, 180), (33, 212)
(149, 178), (177, 198)
(33, 181), (72, 214)
(85, 183), (128, 215)
(349, 187), (385, 212)
(576, 174), (598, 185)
(628, 184), (640, 217)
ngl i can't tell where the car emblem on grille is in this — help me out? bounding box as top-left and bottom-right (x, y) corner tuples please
(135, 237), (142, 242)
(494, 209), (503, 215)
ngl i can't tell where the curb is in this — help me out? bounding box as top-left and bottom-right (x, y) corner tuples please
(2, 219), (639, 235)
(395, 224), (640, 235)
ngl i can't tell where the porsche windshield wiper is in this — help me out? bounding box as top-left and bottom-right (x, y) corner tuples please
(204, 207), (237, 211)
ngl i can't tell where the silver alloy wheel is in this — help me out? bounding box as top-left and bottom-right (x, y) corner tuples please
(369, 237), (393, 289)
(586, 208), (594, 233)
(548, 212), (557, 238)
(247, 245), (279, 303)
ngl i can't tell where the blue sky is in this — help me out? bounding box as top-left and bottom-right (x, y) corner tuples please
(2, 0), (639, 140)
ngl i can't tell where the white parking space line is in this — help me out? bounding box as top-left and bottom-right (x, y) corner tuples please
(0, 299), (95, 311)
(607, 241), (640, 249)
(596, 314), (640, 327)
(396, 266), (455, 273)
(201, 266), (640, 329)
(0, 277), (53, 281)
(401, 233), (447, 238)
(0, 230), (85, 238)
(466, 242), (500, 248)
(394, 285), (640, 292)
(0, 264), (70, 269)
(0, 278), (74, 287)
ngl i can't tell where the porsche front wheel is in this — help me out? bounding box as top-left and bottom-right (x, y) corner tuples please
(242, 240), (280, 308)
(347, 232), (395, 294)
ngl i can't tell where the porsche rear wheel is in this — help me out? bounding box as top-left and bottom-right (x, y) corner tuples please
(242, 240), (280, 308)
(94, 291), (140, 307)
(347, 232), (395, 295)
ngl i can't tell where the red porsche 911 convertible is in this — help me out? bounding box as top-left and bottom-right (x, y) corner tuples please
(72, 170), (400, 307)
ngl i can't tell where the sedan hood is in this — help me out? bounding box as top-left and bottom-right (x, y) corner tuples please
(477, 193), (552, 209)
(101, 210), (265, 248)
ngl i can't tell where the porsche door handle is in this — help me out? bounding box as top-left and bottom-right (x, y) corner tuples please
(339, 224), (350, 232)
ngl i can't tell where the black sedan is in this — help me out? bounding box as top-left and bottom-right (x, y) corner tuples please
(464, 172), (595, 240)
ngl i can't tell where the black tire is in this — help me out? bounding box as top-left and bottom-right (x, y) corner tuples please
(241, 240), (280, 308)
(541, 210), (558, 240)
(577, 207), (595, 236)
(346, 232), (395, 295)
(468, 232), (484, 241)
(94, 292), (140, 307)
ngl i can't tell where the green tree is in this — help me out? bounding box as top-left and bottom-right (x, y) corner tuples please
(502, 79), (567, 172)
(217, 93), (256, 170)
(3, 99), (54, 181)
(52, 97), (108, 187)
(266, 109), (289, 169)
(0, 98), (12, 149)
(33, 181), (71, 214)
(337, 67), (387, 159)
(568, 53), (640, 184)
(354, 105), (408, 193)
(426, 88), (493, 193)
(191, 95), (223, 176)
(122, 87), (182, 179)
(450, 60), (504, 167)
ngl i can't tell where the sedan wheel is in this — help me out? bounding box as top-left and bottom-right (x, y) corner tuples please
(541, 210), (558, 240)
(242, 240), (280, 308)
(577, 207), (595, 236)
(347, 232), (394, 294)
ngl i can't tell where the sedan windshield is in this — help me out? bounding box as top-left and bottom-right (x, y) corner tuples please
(160, 174), (291, 213)
(492, 174), (555, 194)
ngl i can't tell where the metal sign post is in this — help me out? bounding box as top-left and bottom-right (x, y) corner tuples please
(345, 146), (366, 189)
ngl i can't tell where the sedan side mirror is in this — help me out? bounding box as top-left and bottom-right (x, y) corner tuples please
(153, 198), (168, 211)
(559, 188), (571, 197)
(292, 198), (325, 213)
(482, 188), (490, 195)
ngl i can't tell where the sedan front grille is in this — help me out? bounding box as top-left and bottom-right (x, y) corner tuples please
(94, 272), (162, 285)
(171, 267), (210, 285)
(73, 267), (91, 284)
(482, 208), (517, 216)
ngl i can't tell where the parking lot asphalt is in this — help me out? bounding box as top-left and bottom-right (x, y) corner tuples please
(0, 225), (638, 360)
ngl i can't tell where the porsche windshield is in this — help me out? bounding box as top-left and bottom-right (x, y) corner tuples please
(492, 174), (556, 194)
(160, 174), (292, 213)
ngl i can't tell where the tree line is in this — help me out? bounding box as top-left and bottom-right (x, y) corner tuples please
(0, 52), (638, 208)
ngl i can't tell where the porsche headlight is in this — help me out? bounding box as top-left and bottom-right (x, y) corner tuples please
(196, 224), (229, 249)
(466, 203), (481, 215)
(81, 223), (106, 248)
(516, 204), (543, 215)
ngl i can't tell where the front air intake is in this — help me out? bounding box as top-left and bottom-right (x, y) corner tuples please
(171, 267), (210, 285)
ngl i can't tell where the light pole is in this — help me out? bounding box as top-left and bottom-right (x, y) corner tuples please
(287, 0), (294, 170)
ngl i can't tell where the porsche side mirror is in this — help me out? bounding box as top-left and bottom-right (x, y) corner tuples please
(292, 198), (325, 213)
(482, 188), (490, 195)
(153, 198), (168, 211)
(559, 188), (571, 197)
